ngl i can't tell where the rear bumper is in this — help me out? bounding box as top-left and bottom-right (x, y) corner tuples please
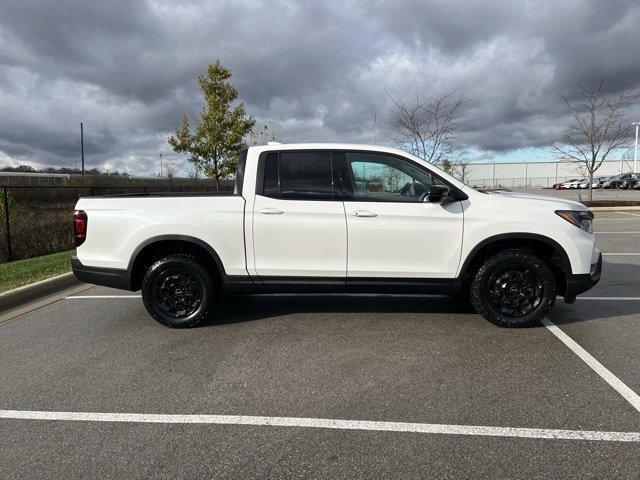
(71, 255), (133, 291)
(564, 252), (602, 303)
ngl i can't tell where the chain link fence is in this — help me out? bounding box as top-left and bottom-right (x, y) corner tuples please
(0, 184), (230, 263)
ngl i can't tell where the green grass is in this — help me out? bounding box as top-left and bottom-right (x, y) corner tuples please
(0, 250), (73, 293)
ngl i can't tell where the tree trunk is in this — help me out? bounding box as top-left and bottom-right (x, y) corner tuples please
(214, 176), (220, 191)
(588, 170), (593, 202)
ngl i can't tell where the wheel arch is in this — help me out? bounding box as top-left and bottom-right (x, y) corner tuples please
(128, 235), (226, 291)
(455, 233), (572, 295)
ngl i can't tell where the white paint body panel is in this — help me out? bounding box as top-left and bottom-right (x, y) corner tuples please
(344, 201), (463, 278)
(252, 195), (347, 277)
(75, 196), (248, 275)
(75, 143), (598, 281)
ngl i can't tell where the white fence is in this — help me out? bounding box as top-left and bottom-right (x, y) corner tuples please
(461, 159), (637, 188)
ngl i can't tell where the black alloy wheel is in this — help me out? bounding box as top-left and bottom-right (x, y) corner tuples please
(470, 249), (556, 327)
(154, 269), (202, 319)
(487, 267), (543, 317)
(141, 253), (216, 328)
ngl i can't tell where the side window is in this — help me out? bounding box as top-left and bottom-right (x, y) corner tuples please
(263, 153), (279, 197)
(260, 151), (334, 200)
(234, 149), (248, 196)
(346, 152), (436, 203)
(280, 152), (333, 199)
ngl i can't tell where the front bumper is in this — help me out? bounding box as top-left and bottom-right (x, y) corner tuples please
(564, 252), (602, 303)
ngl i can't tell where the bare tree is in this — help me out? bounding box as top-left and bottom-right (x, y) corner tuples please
(163, 164), (179, 184)
(185, 164), (201, 180)
(387, 91), (468, 165)
(382, 165), (403, 192)
(453, 158), (472, 183)
(553, 77), (636, 201)
(441, 153), (471, 183)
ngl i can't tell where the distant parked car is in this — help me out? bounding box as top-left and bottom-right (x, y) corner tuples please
(620, 174), (639, 189)
(560, 178), (581, 189)
(552, 182), (564, 189)
(577, 179), (590, 189)
(601, 173), (634, 189)
(591, 176), (607, 188)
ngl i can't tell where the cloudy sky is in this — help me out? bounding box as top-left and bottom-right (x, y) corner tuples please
(1, 0), (639, 175)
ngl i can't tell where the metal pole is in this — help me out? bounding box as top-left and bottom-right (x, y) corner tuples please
(374, 113), (377, 144)
(633, 122), (639, 174)
(160, 153), (163, 177)
(80, 122), (85, 181)
(492, 163), (496, 188)
(3, 187), (12, 261)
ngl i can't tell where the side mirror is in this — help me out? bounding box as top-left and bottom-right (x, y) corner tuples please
(425, 185), (450, 203)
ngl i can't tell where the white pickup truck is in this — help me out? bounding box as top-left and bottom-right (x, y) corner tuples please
(72, 143), (601, 328)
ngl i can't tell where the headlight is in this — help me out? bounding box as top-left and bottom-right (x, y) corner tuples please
(555, 210), (593, 233)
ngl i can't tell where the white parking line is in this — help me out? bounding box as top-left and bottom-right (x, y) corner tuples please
(602, 253), (640, 256)
(616, 212), (640, 217)
(66, 295), (142, 299)
(67, 294), (640, 300)
(595, 219), (640, 221)
(0, 409), (638, 442)
(594, 231), (640, 234)
(578, 297), (640, 301)
(542, 318), (640, 414)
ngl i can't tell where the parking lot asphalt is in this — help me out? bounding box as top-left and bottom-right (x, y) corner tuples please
(1, 211), (639, 479)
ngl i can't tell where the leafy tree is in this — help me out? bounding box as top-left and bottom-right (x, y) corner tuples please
(169, 59), (255, 190)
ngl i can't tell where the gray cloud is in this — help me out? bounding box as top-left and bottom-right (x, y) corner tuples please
(0, 0), (639, 173)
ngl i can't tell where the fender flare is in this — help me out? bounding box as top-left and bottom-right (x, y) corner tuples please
(128, 234), (227, 278)
(454, 232), (572, 288)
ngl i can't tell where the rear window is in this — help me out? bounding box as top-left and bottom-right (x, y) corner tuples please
(234, 149), (248, 195)
(261, 151), (334, 200)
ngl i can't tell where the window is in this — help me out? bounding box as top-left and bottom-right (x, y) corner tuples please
(234, 149), (248, 195)
(261, 151), (334, 200)
(263, 153), (279, 197)
(346, 152), (436, 202)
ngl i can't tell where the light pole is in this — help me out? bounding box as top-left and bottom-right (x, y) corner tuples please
(159, 153), (163, 177)
(80, 122), (85, 181)
(633, 122), (639, 174)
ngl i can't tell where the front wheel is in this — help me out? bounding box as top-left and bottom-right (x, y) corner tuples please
(141, 253), (216, 328)
(470, 249), (556, 327)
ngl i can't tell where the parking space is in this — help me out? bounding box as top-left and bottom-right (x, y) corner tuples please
(1, 211), (640, 478)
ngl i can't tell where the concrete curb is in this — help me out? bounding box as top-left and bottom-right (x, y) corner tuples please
(0, 272), (80, 312)
(590, 206), (640, 212)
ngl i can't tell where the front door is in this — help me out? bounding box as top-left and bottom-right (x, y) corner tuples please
(252, 150), (347, 279)
(340, 151), (464, 280)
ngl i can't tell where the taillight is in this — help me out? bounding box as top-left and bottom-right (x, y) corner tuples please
(74, 210), (88, 246)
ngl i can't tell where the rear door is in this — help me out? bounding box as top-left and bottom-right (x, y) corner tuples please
(252, 150), (347, 280)
(339, 151), (464, 280)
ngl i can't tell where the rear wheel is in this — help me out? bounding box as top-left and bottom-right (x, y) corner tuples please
(470, 249), (556, 327)
(141, 253), (216, 328)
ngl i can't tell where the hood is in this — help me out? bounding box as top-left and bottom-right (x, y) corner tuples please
(484, 190), (588, 211)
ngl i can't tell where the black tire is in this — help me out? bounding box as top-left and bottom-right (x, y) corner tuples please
(470, 249), (556, 328)
(141, 253), (216, 328)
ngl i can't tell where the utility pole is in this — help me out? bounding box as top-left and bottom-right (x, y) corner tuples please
(159, 153), (163, 177)
(80, 122), (85, 181)
(374, 113), (377, 144)
(633, 122), (639, 174)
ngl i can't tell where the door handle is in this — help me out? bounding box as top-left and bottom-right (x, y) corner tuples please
(258, 207), (284, 215)
(349, 210), (377, 218)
